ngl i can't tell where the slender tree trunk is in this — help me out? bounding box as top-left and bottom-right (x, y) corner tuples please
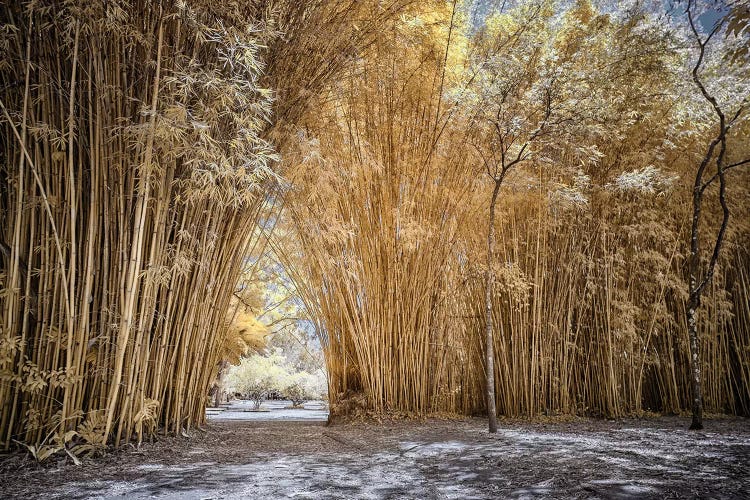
(683, 2), (740, 432)
(687, 183), (704, 430)
(686, 291), (703, 430)
(485, 180), (501, 434)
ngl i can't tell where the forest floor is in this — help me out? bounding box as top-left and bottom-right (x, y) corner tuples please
(1, 415), (748, 499)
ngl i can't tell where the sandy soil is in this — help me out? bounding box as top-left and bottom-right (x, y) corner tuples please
(1, 416), (748, 499)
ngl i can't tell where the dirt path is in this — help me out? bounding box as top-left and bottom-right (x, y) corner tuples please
(1, 417), (748, 499)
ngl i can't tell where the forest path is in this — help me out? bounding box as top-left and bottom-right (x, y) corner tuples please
(206, 399), (329, 422)
(1, 417), (748, 499)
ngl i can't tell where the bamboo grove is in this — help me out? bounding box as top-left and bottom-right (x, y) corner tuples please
(1, 0), (749, 457)
(285, 1), (750, 420)
(0, 0), (413, 455)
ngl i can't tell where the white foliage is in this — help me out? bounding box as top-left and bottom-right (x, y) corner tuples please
(550, 170), (591, 209)
(612, 166), (677, 195)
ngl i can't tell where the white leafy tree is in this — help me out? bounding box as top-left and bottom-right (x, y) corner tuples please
(226, 350), (327, 409)
(450, 0), (681, 431)
(226, 352), (292, 409)
(449, 0), (606, 432)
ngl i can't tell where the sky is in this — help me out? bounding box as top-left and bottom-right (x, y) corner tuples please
(467, 0), (727, 31)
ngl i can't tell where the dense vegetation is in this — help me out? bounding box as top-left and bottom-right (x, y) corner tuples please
(290, 1), (750, 428)
(1, 0), (748, 458)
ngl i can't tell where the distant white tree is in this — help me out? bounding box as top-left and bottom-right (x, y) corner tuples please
(225, 350), (327, 409)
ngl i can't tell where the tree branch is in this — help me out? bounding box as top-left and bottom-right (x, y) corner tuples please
(700, 157), (750, 193)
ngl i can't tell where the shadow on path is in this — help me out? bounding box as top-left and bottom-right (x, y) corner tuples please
(1, 417), (748, 499)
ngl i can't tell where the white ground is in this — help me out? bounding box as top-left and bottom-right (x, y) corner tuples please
(206, 399), (329, 422)
(2, 417), (748, 499)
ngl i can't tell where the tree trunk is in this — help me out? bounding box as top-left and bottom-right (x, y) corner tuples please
(485, 180), (501, 434)
(687, 172), (705, 431)
(686, 292), (703, 430)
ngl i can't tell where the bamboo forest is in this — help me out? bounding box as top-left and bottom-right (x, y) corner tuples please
(1, 0), (749, 498)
